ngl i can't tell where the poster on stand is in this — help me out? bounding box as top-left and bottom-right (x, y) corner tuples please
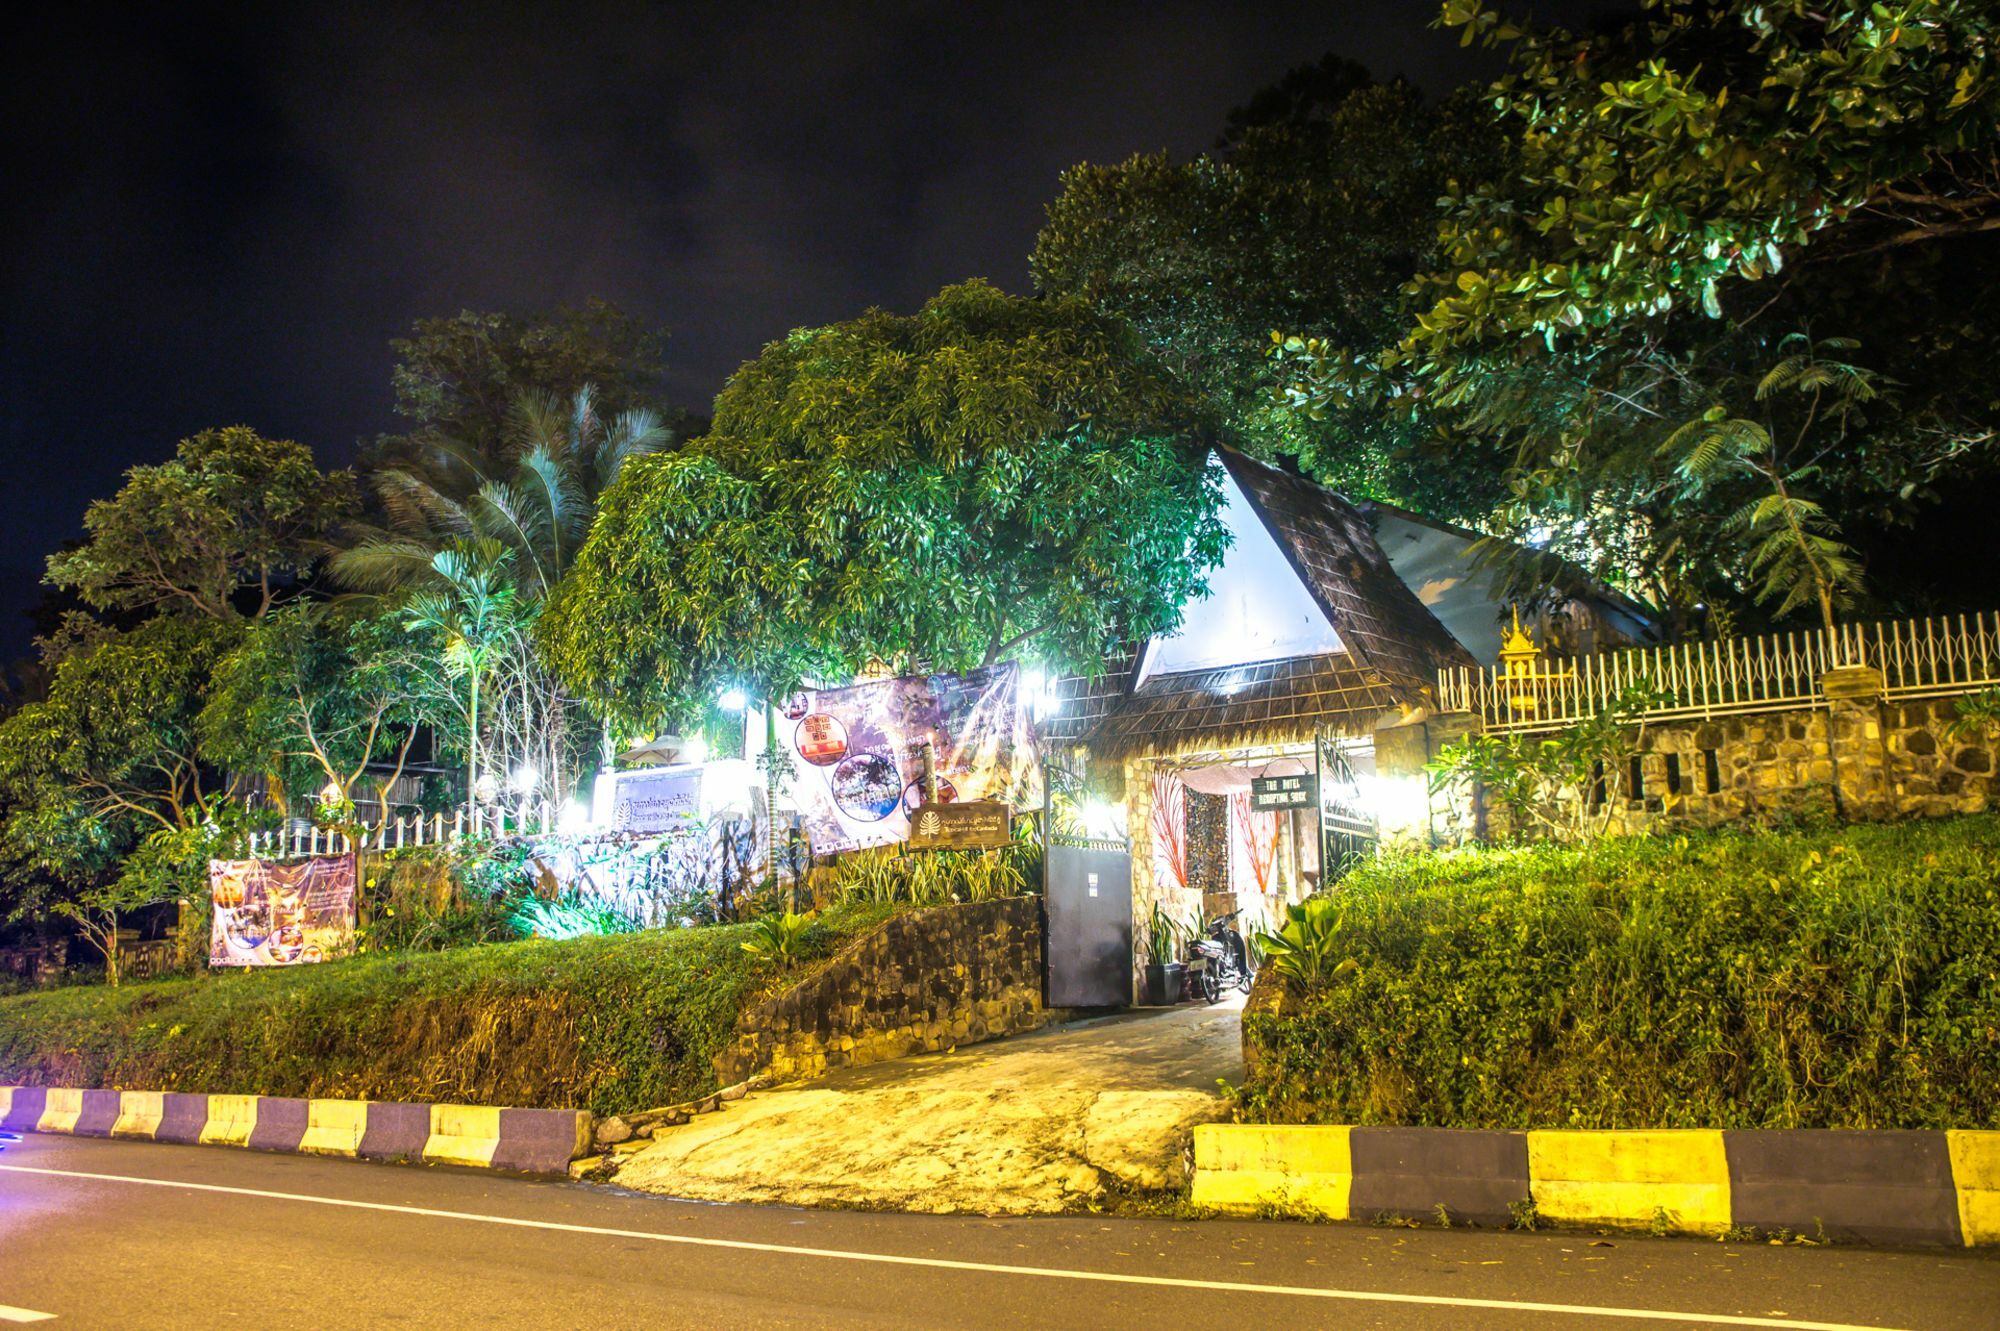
(208, 854), (356, 967)
(782, 663), (1040, 854)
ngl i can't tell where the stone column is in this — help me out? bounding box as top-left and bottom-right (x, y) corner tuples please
(1820, 665), (1889, 819)
(1371, 708), (1483, 849)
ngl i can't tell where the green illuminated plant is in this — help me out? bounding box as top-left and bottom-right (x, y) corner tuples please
(739, 909), (817, 968)
(1252, 896), (1352, 994)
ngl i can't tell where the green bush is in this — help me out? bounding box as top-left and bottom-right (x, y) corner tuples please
(1242, 814), (2000, 1129)
(0, 901), (898, 1114)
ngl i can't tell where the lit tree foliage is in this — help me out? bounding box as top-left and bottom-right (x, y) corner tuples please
(1274, 1), (2000, 626)
(541, 281), (1228, 730)
(198, 603), (448, 817)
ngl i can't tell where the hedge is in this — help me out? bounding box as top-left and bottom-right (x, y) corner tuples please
(0, 902), (898, 1115)
(1242, 814), (2000, 1129)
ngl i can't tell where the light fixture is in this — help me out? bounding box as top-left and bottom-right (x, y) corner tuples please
(717, 686), (749, 712)
(682, 735), (710, 765)
(319, 780), (342, 806)
(472, 773), (500, 804)
(557, 799), (592, 834)
(509, 763), (540, 794)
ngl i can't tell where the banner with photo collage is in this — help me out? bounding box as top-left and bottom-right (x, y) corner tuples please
(208, 854), (357, 967)
(783, 663), (1041, 854)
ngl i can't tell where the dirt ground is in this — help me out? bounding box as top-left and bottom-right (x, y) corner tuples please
(609, 997), (1246, 1213)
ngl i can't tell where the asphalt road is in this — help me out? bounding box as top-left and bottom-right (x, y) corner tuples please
(1, 1131), (1995, 1330)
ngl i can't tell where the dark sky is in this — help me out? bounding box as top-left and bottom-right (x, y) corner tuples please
(0, 1), (1591, 660)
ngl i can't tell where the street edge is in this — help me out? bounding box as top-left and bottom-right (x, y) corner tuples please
(0, 1084), (591, 1178)
(1190, 1123), (2000, 1249)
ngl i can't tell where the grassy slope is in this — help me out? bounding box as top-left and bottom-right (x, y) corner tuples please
(1243, 814), (2000, 1130)
(0, 902), (898, 1114)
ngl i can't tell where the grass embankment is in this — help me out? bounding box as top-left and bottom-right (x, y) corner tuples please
(0, 902), (899, 1114)
(1243, 814), (2000, 1130)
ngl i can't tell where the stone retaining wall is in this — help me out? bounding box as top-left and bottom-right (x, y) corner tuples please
(713, 896), (1049, 1086)
(1377, 674), (1996, 846)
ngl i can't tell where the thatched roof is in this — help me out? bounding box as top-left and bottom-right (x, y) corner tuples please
(1084, 652), (1405, 762)
(1046, 450), (1474, 763)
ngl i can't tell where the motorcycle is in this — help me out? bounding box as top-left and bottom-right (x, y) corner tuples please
(1184, 910), (1255, 1004)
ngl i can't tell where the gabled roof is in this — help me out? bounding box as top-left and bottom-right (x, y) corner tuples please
(1045, 449), (1474, 762)
(1358, 497), (1663, 665)
(1218, 450), (1471, 690)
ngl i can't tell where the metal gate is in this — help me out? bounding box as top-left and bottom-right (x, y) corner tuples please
(1315, 736), (1378, 885)
(1044, 838), (1133, 1008)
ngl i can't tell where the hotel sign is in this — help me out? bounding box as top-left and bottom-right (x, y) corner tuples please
(906, 799), (1012, 850)
(1248, 773), (1318, 812)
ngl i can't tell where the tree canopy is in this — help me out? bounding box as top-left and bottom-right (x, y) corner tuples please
(44, 426), (356, 622)
(541, 281), (1228, 728)
(381, 300), (681, 456)
(1032, 65), (1509, 517)
(1271, 1), (2000, 625)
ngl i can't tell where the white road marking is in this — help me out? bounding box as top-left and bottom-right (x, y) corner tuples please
(0, 1305), (57, 1323)
(0, 1162), (1906, 1331)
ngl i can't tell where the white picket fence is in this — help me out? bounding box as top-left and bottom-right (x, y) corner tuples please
(1438, 611), (2000, 735)
(244, 803), (559, 862)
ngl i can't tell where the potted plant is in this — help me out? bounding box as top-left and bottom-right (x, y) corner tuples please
(1140, 902), (1185, 1006)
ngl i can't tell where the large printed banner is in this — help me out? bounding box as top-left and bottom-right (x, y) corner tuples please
(208, 854), (357, 967)
(783, 663), (1041, 854)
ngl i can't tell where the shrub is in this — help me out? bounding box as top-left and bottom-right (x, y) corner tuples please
(827, 843), (1033, 906)
(0, 900), (898, 1114)
(1241, 815), (2000, 1129)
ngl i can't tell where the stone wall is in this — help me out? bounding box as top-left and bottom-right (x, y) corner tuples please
(713, 896), (1050, 1086)
(1375, 675), (1996, 844)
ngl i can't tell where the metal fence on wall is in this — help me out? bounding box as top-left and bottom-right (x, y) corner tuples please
(1438, 611), (2000, 735)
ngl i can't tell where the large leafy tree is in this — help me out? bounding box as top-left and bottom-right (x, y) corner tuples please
(45, 426), (356, 622)
(1032, 63), (1508, 516)
(1277, 1), (2000, 625)
(540, 280), (1229, 730)
(198, 603), (451, 817)
(0, 616), (239, 930)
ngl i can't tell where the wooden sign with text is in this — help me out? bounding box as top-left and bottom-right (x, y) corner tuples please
(1248, 773), (1318, 812)
(906, 799), (1012, 850)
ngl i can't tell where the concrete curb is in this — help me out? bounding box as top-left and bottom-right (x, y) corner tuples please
(1192, 1124), (2000, 1248)
(1, 1085), (591, 1179)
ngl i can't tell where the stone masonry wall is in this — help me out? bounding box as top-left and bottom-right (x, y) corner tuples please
(713, 896), (1049, 1086)
(1376, 686), (1995, 844)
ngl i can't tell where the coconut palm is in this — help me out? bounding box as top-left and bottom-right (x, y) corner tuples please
(335, 384), (674, 807)
(336, 383), (673, 601)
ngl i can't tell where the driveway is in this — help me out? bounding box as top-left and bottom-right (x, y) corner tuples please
(610, 998), (1246, 1214)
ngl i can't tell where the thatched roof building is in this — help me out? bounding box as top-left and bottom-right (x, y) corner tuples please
(1047, 449), (1474, 764)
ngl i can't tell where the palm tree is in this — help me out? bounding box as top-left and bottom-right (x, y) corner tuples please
(401, 540), (519, 807)
(337, 383), (673, 602)
(335, 385), (673, 805)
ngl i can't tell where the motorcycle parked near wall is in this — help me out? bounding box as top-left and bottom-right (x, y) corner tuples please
(1184, 910), (1254, 1004)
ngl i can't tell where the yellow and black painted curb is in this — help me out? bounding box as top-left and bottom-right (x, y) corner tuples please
(1191, 1124), (2000, 1248)
(0, 1085), (592, 1178)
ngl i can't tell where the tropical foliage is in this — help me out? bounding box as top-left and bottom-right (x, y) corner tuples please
(541, 280), (1228, 732)
(1241, 814), (2000, 1129)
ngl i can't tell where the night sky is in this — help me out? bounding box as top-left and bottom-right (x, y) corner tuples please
(0, 1), (1592, 661)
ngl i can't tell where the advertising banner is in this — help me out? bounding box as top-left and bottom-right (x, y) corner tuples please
(208, 854), (357, 967)
(783, 663), (1040, 854)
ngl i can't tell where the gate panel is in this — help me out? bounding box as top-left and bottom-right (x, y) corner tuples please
(1044, 842), (1133, 1008)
